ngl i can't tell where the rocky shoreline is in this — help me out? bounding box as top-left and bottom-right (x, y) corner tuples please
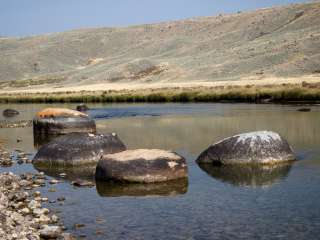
(0, 147), (32, 167)
(0, 145), (74, 240)
(0, 171), (74, 240)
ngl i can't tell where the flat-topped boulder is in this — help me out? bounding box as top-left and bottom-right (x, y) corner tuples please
(96, 149), (188, 183)
(196, 131), (295, 165)
(3, 109), (19, 117)
(33, 132), (126, 167)
(33, 108), (96, 135)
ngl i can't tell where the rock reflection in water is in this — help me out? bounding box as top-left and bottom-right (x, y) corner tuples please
(198, 163), (293, 187)
(96, 178), (188, 197)
(33, 164), (96, 181)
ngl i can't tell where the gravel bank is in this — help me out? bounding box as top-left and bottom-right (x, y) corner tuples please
(0, 171), (74, 240)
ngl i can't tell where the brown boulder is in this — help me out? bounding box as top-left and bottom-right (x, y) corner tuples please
(96, 149), (188, 183)
(33, 108), (96, 135)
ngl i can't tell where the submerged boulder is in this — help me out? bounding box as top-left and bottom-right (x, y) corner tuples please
(196, 131), (295, 165)
(34, 164), (97, 181)
(297, 108), (311, 112)
(3, 109), (19, 117)
(76, 104), (89, 112)
(33, 108), (96, 135)
(96, 149), (188, 183)
(33, 132), (126, 167)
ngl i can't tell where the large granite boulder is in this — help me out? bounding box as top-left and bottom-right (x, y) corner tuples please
(96, 149), (188, 183)
(33, 108), (96, 135)
(33, 132), (126, 167)
(196, 131), (295, 165)
(3, 109), (19, 117)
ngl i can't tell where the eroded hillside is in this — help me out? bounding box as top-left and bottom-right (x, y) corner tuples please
(0, 2), (319, 90)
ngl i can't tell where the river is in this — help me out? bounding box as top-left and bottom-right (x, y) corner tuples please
(0, 103), (320, 239)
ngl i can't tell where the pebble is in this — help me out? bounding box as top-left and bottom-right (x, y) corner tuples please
(71, 179), (95, 187)
(20, 207), (31, 215)
(33, 208), (49, 217)
(38, 214), (51, 224)
(95, 229), (104, 235)
(51, 214), (59, 223)
(33, 191), (41, 197)
(74, 223), (86, 229)
(28, 200), (41, 210)
(34, 196), (42, 201)
(39, 225), (62, 239)
(96, 218), (105, 224)
(57, 196), (66, 202)
(49, 179), (59, 184)
(61, 232), (76, 240)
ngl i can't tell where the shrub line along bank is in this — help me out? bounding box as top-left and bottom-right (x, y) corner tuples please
(1, 83), (320, 104)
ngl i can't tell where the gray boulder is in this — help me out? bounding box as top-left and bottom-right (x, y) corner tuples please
(33, 132), (126, 167)
(3, 108), (19, 117)
(196, 131), (295, 165)
(33, 108), (96, 135)
(96, 149), (188, 183)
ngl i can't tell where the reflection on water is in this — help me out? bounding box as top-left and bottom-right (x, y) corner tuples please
(96, 179), (188, 197)
(34, 162), (188, 197)
(34, 163), (188, 197)
(198, 163), (293, 187)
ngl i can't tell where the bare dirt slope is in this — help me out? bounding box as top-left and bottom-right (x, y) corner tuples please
(0, 2), (319, 92)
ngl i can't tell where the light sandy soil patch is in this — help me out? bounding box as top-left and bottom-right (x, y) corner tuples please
(1, 75), (319, 94)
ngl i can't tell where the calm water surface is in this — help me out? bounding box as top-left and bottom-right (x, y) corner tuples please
(0, 103), (320, 240)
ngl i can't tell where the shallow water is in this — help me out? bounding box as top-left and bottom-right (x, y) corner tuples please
(1, 103), (320, 239)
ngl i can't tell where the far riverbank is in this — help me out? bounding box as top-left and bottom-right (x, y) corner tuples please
(0, 82), (320, 104)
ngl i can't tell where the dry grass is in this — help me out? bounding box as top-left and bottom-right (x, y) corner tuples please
(0, 77), (65, 88)
(1, 82), (319, 104)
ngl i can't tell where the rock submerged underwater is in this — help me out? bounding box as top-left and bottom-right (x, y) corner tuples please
(3, 108), (19, 117)
(76, 104), (89, 112)
(33, 132), (126, 167)
(196, 131), (295, 165)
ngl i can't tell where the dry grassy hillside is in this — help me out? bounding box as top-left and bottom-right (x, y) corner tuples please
(0, 2), (319, 91)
